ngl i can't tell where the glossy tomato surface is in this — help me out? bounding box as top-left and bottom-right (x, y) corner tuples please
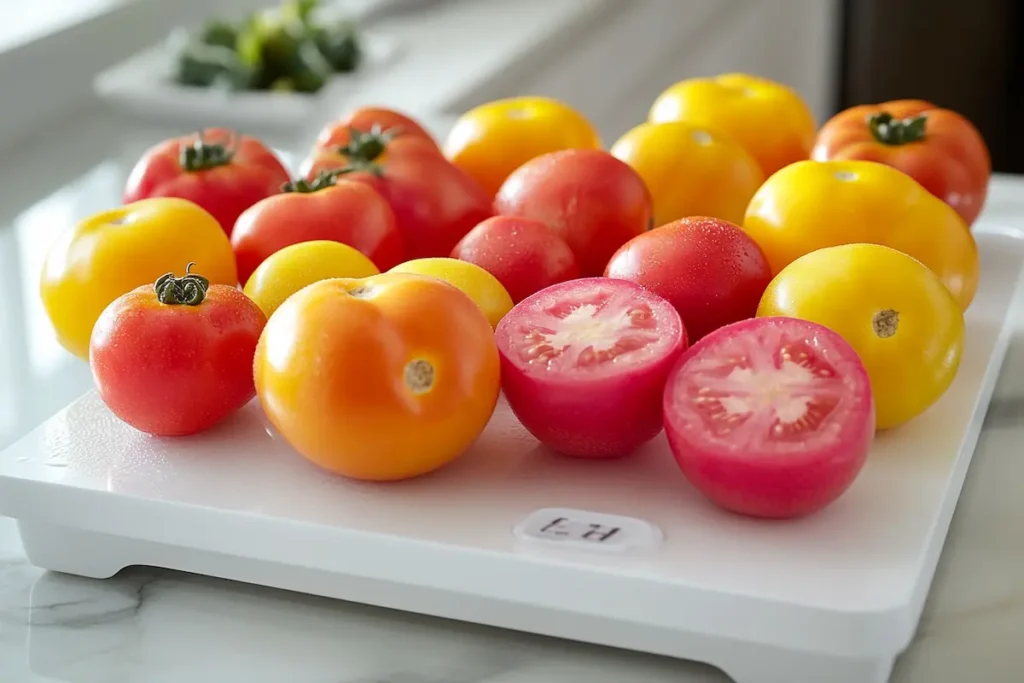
(254, 272), (501, 481)
(231, 174), (402, 285)
(388, 257), (513, 330)
(443, 96), (601, 198)
(758, 243), (965, 430)
(90, 269), (267, 436)
(743, 159), (980, 310)
(314, 106), (438, 150)
(123, 128), (290, 236)
(451, 215), (579, 304)
(494, 149), (653, 277)
(812, 100), (990, 225)
(664, 316), (875, 519)
(41, 198), (238, 361)
(496, 278), (686, 458)
(302, 129), (493, 260)
(605, 216), (771, 341)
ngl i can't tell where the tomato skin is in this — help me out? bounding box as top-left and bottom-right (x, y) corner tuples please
(450, 216), (580, 303)
(302, 136), (493, 261)
(649, 73), (816, 177)
(231, 178), (403, 286)
(388, 257), (514, 330)
(664, 317), (875, 519)
(443, 96), (601, 198)
(40, 198), (239, 361)
(812, 100), (990, 226)
(315, 106), (438, 150)
(123, 128), (291, 237)
(494, 149), (653, 277)
(496, 278), (686, 458)
(743, 159), (980, 310)
(605, 217), (771, 341)
(610, 121), (763, 227)
(757, 243), (965, 430)
(90, 282), (266, 436)
(254, 272), (501, 481)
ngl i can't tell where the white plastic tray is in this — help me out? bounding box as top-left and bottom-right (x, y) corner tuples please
(1, 226), (1022, 683)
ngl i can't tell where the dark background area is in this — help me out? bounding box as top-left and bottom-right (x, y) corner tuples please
(839, 0), (1019, 173)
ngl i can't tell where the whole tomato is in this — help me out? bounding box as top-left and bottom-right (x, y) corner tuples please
(494, 149), (653, 277)
(40, 198), (238, 361)
(314, 106), (438, 151)
(90, 264), (267, 436)
(443, 96), (601, 198)
(301, 128), (493, 260)
(758, 243), (965, 430)
(649, 73), (816, 177)
(605, 217), (772, 341)
(610, 121), (763, 227)
(124, 128), (291, 236)
(451, 215), (580, 304)
(811, 100), (991, 226)
(254, 272), (501, 481)
(231, 172), (403, 286)
(743, 159), (979, 310)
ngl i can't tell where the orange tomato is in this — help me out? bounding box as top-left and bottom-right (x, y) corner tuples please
(811, 100), (991, 226)
(649, 73), (816, 177)
(610, 120), (764, 227)
(443, 96), (601, 198)
(254, 272), (501, 481)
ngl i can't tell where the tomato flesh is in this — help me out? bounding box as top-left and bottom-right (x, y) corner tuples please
(497, 278), (686, 458)
(663, 317), (875, 519)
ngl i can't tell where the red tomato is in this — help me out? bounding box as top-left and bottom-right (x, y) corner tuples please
(604, 216), (772, 341)
(231, 173), (403, 286)
(663, 316), (875, 519)
(494, 149), (653, 277)
(496, 277), (686, 458)
(123, 128), (291, 236)
(450, 216), (580, 303)
(301, 129), (492, 260)
(314, 106), (438, 151)
(89, 264), (267, 436)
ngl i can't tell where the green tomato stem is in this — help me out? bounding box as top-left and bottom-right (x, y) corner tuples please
(866, 112), (928, 146)
(282, 169), (339, 193)
(155, 262), (210, 306)
(179, 130), (239, 171)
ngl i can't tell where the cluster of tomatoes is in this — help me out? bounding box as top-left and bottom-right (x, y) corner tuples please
(38, 72), (991, 520)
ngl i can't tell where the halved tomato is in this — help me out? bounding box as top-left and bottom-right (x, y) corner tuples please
(496, 278), (686, 458)
(663, 316), (875, 519)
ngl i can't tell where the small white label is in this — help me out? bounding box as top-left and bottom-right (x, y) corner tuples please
(513, 507), (662, 554)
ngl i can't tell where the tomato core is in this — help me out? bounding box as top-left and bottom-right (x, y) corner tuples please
(404, 359), (435, 394)
(873, 309), (900, 338)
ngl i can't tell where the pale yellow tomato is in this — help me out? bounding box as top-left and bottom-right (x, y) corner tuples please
(389, 258), (514, 329)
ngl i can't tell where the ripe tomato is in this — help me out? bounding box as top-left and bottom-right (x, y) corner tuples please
(123, 128), (291, 236)
(610, 121), (763, 226)
(743, 159), (980, 310)
(757, 243), (965, 430)
(254, 272), (501, 481)
(443, 96), (601, 198)
(451, 215), (579, 304)
(243, 240), (380, 318)
(495, 278), (686, 458)
(40, 198), (238, 361)
(494, 149), (653, 277)
(314, 106), (438, 151)
(649, 73), (816, 177)
(302, 128), (493, 260)
(812, 100), (991, 226)
(388, 257), (514, 329)
(231, 172), (402, 286)
(90, 264), (266, 436)
(605, 217), (771, 341)
(663, 316), (875, 519)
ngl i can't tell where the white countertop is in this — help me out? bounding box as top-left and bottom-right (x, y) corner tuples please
(0, 1), (1023, 680)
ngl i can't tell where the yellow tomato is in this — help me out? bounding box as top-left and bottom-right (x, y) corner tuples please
(443, 96), (601, 198)
(757, 243), (965, 430)
(243, 240), (380, 317)
(649, 73), (816, 177)
(610, 120), (764, 227)
(389, 257), (514, 329)
(40, 198), (238, 360)
(743, 159), (979, 310)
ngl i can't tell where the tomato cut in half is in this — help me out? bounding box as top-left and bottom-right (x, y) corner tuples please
(496, 277), (687, 458)
(663, 316), (875, 519)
